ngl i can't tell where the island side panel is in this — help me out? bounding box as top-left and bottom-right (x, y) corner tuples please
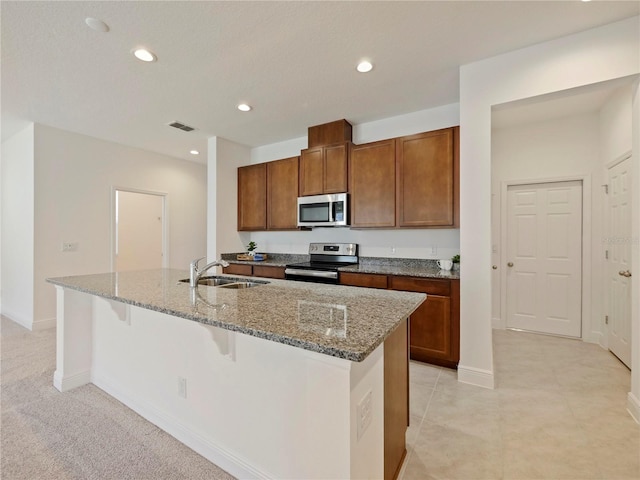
(89, 296), (385, 480)
(384, 319), (409, 480)
(53, 286), (93, 391)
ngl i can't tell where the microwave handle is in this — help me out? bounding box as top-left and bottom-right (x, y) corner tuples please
(330, 201), (336, 222)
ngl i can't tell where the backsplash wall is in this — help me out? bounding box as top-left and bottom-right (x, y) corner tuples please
(245, 228), (460, 260)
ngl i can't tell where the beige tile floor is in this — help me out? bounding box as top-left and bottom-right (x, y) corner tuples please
(400, 329), (640, 480)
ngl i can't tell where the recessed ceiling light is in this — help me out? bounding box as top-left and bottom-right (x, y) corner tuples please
(237, 103), (252, 112)
(85, 18), (109, 32)
(133, 48), (157, 62)
(356, 61), (373, 73)
(190, 150), (200, 155)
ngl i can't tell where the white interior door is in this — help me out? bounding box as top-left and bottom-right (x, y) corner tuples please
(506, 181), (582, 337)
(115, 190), (165, 272)
(607, 157), (632, 368)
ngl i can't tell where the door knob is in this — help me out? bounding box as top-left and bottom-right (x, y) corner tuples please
(507, 262), (514, 267)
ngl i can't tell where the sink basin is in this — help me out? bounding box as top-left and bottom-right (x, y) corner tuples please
(178, 276), (268, 288)
(217, 282), (264, 289)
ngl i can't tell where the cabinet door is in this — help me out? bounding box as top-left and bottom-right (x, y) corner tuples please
(324, 143), (349, 193)
(223, 264), (253, 276)
(396, 128), (454, 227)
(252, 265), (286, 279)
(299, 147), (324, 196)
(350, 139), (396, 227)
(340, 272), (388, 289)
(267, 157), (299, 230)
(409, 294), (452, 362)
(237, 163), (267, 231)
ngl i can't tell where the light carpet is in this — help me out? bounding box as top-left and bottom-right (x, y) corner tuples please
(0, 316), (236, 480)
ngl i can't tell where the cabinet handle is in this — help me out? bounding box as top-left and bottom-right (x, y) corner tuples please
(507, 262), (514, 267)
(492, 265), (498, 270)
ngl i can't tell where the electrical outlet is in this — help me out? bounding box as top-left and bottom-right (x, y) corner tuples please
(431, 246), (437, 255)
(357, 390), (372, 440)
(390, 246), (396, 255)
(178, 377), (187, 398)
(62, 242), (78, 252)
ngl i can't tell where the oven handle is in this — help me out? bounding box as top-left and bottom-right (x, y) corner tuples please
(284, 268), (338, 280)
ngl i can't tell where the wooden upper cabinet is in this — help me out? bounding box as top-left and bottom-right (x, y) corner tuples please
(299, 142), (349, 196)
(324, 143), (349, 193)
(267, 156), (299, 230)
(350, 139), (396, 228)
(299, 148), (324, 196)
(396, 128), (457, 227)
(237, 163), (267, 231)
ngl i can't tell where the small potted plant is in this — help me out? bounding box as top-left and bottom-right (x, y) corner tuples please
(452, 254), (460, 271)
(247, 241), (258, 257)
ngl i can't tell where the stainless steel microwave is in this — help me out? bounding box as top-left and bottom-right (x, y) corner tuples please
(297, 193), (349, 227)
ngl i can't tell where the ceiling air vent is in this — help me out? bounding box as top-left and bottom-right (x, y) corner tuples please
(168, 121), (196, 132)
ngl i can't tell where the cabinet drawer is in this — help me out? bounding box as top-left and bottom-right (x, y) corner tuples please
(253, 265), (285, 279)
(388, 276), (450, 296)
(223, 264), (253, 276)
(340, 272), (388, 289)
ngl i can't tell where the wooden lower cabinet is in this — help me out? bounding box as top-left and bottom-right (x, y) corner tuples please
(223, 264), (285, 279)
(341, 272), (460, 368)
(339, 271), (388, 289)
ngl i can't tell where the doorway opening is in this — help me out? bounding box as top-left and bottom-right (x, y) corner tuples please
(112, 188), (167, 272)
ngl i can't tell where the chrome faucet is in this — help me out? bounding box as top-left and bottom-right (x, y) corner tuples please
(189, 256), (230, 287)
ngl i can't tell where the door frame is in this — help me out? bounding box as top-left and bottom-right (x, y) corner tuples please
(498, 175), (592, 340)
(110, 186), (169, 272)
(603, 151), (633, 353)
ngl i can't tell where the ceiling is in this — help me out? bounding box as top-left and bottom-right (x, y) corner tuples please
(2, 1), (639, 163)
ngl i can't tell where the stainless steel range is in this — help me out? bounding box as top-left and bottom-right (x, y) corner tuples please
(285, 243), (358, 284)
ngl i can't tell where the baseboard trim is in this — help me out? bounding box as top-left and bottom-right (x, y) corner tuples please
(53, 369), (91, 392)
(627, 392), (640, 424)
(457, 364), (495, 389)
(93, 373), (270, 479)
(32, 317), (56, 330)
(2, 308), (33, 330)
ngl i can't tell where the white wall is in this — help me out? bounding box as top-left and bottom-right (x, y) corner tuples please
(459, 16), (639, 389)
(1, 124), (35, 328)
(2, 124), (208, 330)
(219, 103), (461, 260)
(491, 113), (601, 341)
(208, 136), (251, 260)
(600, 85), (634, 162)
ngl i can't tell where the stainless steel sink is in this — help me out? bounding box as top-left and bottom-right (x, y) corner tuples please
(217, 281), (264, 289)
(178, 276), (268, 288)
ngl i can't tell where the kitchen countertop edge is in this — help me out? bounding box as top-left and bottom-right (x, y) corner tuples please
(47, 269), (425, 363)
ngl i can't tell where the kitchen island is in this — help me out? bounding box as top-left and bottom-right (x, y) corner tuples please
(47, 269), (425, 480)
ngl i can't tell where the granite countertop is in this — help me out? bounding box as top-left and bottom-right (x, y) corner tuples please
(221, 253), (460, 280)
(47, 269), (425, 363)
(339, 259), (460, 280)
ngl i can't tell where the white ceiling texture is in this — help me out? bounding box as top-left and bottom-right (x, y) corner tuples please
(2, 1), (639, 163)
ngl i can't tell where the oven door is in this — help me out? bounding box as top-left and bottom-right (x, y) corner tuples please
(284, 268), (339, 284)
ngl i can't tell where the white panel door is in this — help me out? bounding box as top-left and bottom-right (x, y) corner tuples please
(506, 181), (582, 337)
(115, 190), (164, 272)
(607, 158), (632, 368)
